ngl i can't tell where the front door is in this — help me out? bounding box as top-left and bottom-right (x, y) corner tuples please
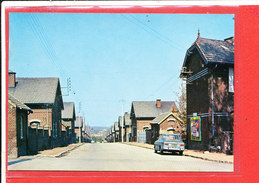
(17, 114), (28, 156)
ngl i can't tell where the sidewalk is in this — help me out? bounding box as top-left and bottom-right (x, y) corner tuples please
(36, 143), (82, 158)
(8, 143), (83, 162)
(124, 142), (233, 164)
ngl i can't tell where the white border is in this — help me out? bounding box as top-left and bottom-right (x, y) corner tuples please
(0, 1), (255, 183)
(1, 0), (259, 7)
(1, 2), (7, 183)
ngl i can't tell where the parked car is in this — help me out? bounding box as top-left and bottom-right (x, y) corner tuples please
(154, 134), (185, 155)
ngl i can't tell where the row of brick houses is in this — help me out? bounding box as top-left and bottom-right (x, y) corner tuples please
(7, 72), (90, 158)
(75, 115), (92, 143)
(106, 33), (234, 154)
(106, 99), (185, 144)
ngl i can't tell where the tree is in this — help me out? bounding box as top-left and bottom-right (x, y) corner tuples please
(175, 80), (187, 126)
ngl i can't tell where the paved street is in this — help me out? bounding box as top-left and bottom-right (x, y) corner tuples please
(8, 143), (233, 172)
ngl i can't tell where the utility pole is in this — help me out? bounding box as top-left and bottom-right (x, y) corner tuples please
(78, 102), (81, 143)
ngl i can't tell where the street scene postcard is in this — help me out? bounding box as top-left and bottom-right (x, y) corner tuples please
(2, 2), (235, 174)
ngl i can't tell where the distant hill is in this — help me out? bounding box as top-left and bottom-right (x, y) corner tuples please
(89, 126), (109, 136)
(89, 126), (109, 130)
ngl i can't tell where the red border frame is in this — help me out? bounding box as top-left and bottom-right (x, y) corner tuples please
(4, 4), (259, 183)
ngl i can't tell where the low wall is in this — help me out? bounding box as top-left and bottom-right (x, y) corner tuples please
(28, 125), (49, 154)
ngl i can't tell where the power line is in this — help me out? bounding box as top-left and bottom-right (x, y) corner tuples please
(27, 14), (78, 99)
(121, 14), (185, 52)
(129, 14), (186, 51)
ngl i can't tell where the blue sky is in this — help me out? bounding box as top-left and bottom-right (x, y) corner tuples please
(9, 13), (234, 127)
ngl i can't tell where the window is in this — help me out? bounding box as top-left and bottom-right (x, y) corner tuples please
(229, 67), (234, 92)
(30, 121), (40, 126)
(20, 116), (23, 139)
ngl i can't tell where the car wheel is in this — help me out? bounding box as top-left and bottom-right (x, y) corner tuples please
(154, 145), (157, 153)
(160, 147), (164, 155)
(179, 151), (183, 156)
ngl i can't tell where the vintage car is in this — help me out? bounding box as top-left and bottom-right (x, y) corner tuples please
(154, 134), (185, 155)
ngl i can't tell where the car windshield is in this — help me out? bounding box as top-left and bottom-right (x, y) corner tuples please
(162, 135), (181, 141)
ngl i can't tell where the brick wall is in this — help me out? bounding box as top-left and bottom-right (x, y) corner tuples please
(28, 108), (53, 134)
(74, 128), (80, 142)
(159, 115), (184, 135)
(137, 120), (152, 132)
(8, 101), (18, 158)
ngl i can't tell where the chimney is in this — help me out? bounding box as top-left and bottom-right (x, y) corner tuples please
(224, 37), (234, 45)
(156, 99), (161, 108)
(8, 71), (16, 87)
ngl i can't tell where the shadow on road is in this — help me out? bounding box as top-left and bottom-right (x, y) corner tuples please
(156, 152), (182, 156)
(8, 158), (33, 166)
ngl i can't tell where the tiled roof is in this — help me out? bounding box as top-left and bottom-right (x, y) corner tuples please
(62, 102), (75, 119)
(131, 101), (177, 119)
(124, 112), (131, 126)
(185, 37), (234, 65)
(114, 122), (119, 131)
(75, 116), (83, 128)
(118, 116), (124, 127)
(111, 126), (115, 133)
(8, 93), (32, 111)
(8, 77), (62, 105)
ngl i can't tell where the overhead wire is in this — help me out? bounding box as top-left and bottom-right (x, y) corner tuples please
(129, 14), (186, 52)
(27, 13), (79, 102)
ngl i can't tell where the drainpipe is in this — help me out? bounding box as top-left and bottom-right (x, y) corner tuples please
(46, 105), (49, 133)
(211, 74), (215, 138)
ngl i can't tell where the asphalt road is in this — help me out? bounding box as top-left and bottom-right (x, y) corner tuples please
(8, 143), (233, 172)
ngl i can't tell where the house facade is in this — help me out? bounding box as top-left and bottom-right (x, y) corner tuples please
(130, 99), (177, 142)
(75, 116), (83, 142)
(180, 34), (234, 153)
(114, 122), (120, 142)
(8, 72), (64, 148)
(150, 112), (185, 144)
(8, 93), (32, 157)
(124, 112), (132, 142)
(62, 102), (76, 143)
(118, 116), (123, 142)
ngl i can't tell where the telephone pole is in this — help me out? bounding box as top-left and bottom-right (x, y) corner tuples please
(78, 102), (81, 143)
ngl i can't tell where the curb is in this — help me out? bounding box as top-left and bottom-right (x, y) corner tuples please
(123, 143), (233, 164)
(36, 143), (83, 158)
(183, 154), (233, 164)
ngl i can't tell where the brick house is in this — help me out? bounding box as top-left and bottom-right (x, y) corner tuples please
(123, 112), (132, 142)
(130, 99), (177, 142)
(180, 34), (234, 153)
(114, 122), (120, 142)
(75, 116), (83, 142)
(8, 72), (64, 148)
(150, 112), (185, 144)
(111, 126), (115, 142)
(61, 102), (76, 143)
(118, 116), (123, 142)
(81, 122), (91, 143)
(8, 93), (33, 157)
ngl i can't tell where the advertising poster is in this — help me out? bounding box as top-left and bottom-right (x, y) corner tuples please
(190, 116), (201, 141)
